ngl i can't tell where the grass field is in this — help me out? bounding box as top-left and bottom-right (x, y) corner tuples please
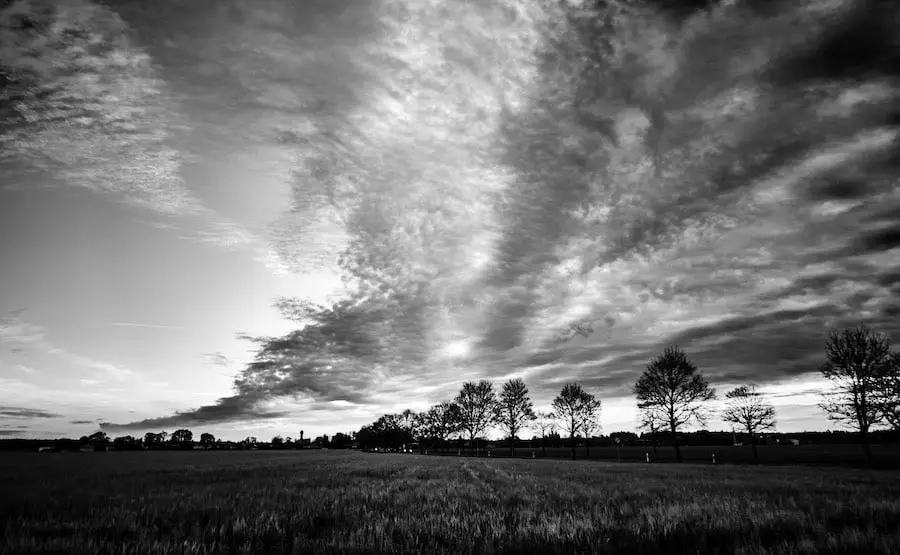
(461, 444), (900, 467)
(3, 450), (899, 554)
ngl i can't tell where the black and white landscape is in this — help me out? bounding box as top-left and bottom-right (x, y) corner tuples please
(1, 0), (899, 553)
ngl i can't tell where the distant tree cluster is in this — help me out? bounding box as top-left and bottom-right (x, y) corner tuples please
(90, 428), (348, 452)
(353, 377), (597, 459)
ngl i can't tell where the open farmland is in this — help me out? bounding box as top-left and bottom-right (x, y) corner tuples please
(3, 450), (900, 554)
(464, 444), (900, 467)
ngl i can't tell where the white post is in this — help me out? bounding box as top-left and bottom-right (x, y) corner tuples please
(646, 452), (650, 463)
(712, 453), (716, 465)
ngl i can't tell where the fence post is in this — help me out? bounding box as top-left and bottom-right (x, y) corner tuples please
(646, 452), (650, 463)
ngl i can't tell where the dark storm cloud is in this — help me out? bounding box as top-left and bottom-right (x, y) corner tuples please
(0, 406), (61, 419)
(70, 420), (95, 425)
(99, 395), (288, 432)
(856, 227), (900, 254)
(0, 430), (26, 436)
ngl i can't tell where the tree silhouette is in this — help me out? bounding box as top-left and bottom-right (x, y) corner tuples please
(722, 384), (776, 463)
(170, 428), (193, 447)
(531, 411), (558, 458)
(398, 409), (420, 442)
(421, 401), (462, 453)
(495, 378), (537, 457)
(330, 432), (352, 449)
(455, 380), (498, 456)
(551, 383), (595, 460)
(819, 324), (893, 466)
(638, 405), (665, 456)
(576, 392), (602, 459)
(633, 346), (715, 462)
(874, 352), (900, 432)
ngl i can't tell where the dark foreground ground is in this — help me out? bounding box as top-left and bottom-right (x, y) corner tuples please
(2, 450), (899, 554)
(437, 443), (900, 468)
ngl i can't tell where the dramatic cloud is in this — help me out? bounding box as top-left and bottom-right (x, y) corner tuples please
(69, 420), (95, 425)
(99, 394), (287, 432)
(0, 406), (61, 419)
(94, 0), (900, 431)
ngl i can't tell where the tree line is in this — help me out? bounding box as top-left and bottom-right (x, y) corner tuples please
(354, 324), (900, 465)
(21, 324), (900, 465)
(70, 429), (355, 452)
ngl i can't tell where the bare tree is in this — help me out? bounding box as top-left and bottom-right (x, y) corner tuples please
(874, 352), (900, 432)
(552, 383), (593, 460)
(722, 384), (776, 463)
(633, 346), (716, 463)
(495, 378), (537, 457)
(638, 406), (665, 456)
(455, 380), (498, 456)
(576, 393), (602, 459)
(819, 324), (892, 465)
(531, 411), (557, 457)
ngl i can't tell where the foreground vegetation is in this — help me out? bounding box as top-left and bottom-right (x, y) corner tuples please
(3, 450), (899, 554)
(454, 443), (900, 468)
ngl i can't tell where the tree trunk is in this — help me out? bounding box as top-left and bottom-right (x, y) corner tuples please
(585, 437), (590, 459)
(671, 424), (682, 463)
(570, 435), (576, 460)
(541, 437), (547, 457)
(751, 434), (759, 464)
(861, 427), (873, 467)
(510, 435), (515, 457)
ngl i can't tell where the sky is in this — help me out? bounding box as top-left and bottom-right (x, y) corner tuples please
(1, 0), (898, 441)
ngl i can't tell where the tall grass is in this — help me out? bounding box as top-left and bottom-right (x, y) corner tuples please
(2, 450), (899, 554)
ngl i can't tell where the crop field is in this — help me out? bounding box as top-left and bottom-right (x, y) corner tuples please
(454, 444), (900, 467)
(2, 450), (899, 554)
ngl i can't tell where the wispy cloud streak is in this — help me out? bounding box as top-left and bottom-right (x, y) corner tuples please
(0, 0), (296, 277)
(110, 322), (185, 330)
